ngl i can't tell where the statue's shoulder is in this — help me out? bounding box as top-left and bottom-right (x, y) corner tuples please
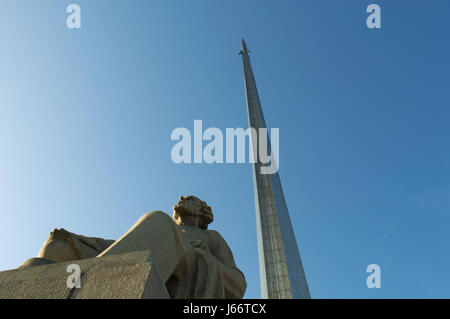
(206, 229), (222, 238)
(206, 229), (229, 247)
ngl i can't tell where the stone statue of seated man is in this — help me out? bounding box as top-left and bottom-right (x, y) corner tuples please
(30, 195), (247, 299)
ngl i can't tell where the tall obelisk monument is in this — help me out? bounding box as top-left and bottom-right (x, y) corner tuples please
(239, 39), (311, 299)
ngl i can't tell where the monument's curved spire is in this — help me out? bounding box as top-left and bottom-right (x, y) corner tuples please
(239, 38), (251, 55)
(239, 39), (311, 299)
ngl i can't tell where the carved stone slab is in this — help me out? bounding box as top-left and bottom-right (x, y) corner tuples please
(0, 250), (169, 299)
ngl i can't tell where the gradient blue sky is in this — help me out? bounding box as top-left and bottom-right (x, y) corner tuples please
(1, 1), (449, 298)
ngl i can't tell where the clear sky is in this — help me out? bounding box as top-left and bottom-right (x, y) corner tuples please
(0, 1), (449, 298)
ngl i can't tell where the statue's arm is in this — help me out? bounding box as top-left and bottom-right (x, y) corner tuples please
(207, 230), (247, 298)
(208, 230), (237, 267)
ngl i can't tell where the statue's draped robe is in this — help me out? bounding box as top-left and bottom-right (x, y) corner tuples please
(38, 229), (115, 262)
(38, 211), (246, 299)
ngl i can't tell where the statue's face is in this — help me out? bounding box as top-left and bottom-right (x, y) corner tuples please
(173, 196), (213, 229)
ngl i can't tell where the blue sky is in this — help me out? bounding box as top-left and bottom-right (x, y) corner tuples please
(0, 1), (449, 298)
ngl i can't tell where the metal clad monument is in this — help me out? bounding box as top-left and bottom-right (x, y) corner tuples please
(239, 39), (311, 299)
(0, 40), (310, 299)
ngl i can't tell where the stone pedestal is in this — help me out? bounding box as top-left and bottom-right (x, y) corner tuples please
(0, 250), (170, 299)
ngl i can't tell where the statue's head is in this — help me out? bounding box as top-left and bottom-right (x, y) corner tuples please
(173, 195), (213, 229)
